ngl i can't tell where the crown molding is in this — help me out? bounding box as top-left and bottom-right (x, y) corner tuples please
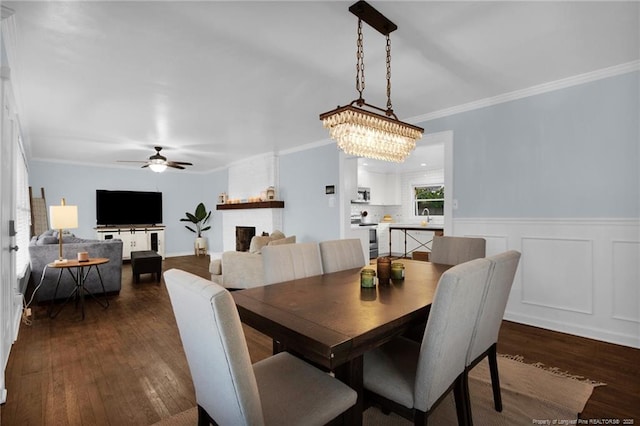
(409, 61), (640, 124)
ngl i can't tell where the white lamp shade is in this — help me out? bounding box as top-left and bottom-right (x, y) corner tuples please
(50, 205), (78, 229)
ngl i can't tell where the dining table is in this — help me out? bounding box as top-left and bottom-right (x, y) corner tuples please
(232, 259), (450, 425)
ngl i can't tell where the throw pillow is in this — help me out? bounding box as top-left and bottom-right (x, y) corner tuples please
(38, 229), (56, 239)
(249, 235), (273, 254)
(270, 230), (285, 240)
(36, 236), (58, 245)
(267, 235), (296, 246)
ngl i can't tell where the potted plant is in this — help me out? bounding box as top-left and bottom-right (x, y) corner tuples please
(180, 202), (212, 252)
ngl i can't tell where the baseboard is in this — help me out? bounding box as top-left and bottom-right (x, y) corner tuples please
(504, 311), (640, 349)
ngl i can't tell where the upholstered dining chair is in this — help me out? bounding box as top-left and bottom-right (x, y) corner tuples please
(319, 238), (366, 273)
(464, 250), (521, 422)
(430, 236), (486, 265)
(261, 242), (323, 285)
(363, 258), (493, 426)
(164, 269), (357, 426)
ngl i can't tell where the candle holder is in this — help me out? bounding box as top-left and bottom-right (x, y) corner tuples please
(377, 256), (391, 285)
(391, 262), (405, 281)
(360, 268), (377, 288)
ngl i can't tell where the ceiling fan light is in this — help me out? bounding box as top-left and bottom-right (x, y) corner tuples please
(149, 162), (167, 173)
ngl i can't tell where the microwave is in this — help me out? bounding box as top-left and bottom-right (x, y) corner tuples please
(352, 187), (370, 204)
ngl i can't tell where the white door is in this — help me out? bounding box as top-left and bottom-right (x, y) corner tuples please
(0, 73), (18, 403)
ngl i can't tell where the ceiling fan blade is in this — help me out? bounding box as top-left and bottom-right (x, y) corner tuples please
(118, 146), (193, 171)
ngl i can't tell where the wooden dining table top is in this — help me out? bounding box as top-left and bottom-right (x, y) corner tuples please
(233, 259), (450, 370)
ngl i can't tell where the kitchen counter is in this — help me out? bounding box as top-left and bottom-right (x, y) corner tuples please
(387, 223), (444, 231)
(387, 223), (444, 258)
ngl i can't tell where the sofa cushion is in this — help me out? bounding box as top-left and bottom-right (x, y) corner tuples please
(249, 236), (273, 254)
(270, 230), (285, 240)
(268, 235), (296, 246)
(210, 258), (222, 275)
(62, 236), (88, 244)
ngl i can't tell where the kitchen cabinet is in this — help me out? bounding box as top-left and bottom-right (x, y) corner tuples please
(96, 226), (165, 260)
(358, 169), (401, 205)
(377, 223), (390, 256)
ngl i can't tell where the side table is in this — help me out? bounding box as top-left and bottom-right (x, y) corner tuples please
(47, 257), (110, 320)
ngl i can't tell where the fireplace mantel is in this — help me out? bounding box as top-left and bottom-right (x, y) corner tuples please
(216, 201), (284, 210)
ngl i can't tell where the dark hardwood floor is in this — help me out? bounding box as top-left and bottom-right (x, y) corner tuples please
(2, 255), (638, 425)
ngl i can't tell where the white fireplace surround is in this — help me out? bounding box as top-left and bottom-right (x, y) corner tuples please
(222, 154), (282, 251)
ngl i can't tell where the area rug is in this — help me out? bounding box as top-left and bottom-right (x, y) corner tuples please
(153, 355), (604, 426)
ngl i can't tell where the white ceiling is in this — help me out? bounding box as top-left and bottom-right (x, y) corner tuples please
(4, 1), (639, 173)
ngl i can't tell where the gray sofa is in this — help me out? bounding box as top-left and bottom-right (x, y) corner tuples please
(29, 231), (124, 303)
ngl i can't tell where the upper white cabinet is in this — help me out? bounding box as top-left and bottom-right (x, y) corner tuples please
(358, 169), (400, 205)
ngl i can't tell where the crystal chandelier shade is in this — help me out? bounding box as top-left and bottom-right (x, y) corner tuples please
(320, 1), (423, 163)
(321, 105), (422, 163)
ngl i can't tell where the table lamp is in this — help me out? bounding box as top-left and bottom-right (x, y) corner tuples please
(49, 198), (78, 263)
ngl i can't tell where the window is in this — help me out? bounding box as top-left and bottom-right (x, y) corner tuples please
(414, 185), (444, 217)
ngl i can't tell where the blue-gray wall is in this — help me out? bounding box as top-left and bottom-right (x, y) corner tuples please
(422, 71), (639, 218)
(279, 144), (341, 242)
(28, 161), (227, 255)
(29, 71), (638, 255)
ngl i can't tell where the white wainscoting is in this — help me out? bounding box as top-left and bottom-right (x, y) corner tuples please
(454, 218), (640, 349)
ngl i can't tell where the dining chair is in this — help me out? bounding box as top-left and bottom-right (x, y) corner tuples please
(430, 236), (486, 265)
(363, 258), (493, 426)
(464, 250), (521, 422)
(164, 268), (357, 426)
(261, 242), (323, 285)
(319, 238), (366, 273)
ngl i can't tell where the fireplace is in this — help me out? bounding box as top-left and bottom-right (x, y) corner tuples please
(235, 226), (256, 252)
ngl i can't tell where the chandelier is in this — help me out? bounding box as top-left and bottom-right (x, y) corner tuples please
(320, 1), (423, 163)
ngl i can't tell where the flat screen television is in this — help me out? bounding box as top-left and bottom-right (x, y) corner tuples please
(96, 190), (163, 226)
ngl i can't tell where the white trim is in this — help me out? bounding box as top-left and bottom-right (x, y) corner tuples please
(409, 61), (640, 124)
(278, 138), (333, 157)
(454, 217), (640, 348)
(453, 217), (640, 227)
(504, 310), (640, 349)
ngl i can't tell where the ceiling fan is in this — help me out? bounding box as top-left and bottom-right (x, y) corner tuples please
(118, 146), (193, 173)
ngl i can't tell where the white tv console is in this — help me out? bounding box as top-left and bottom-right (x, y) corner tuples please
(96, 225), (165, 260)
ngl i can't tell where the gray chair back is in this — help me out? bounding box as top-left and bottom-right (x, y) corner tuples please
(262, 242), (323, 285)
(414, 258), (492, 412)
(467, 250), (521, 364)
(430, 236), (486, 265)
(319, 238), (366, 274)
(164, 269), (265, 425)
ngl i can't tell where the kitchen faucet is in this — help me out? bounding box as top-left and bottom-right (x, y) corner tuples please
(421, 208), (430, 223)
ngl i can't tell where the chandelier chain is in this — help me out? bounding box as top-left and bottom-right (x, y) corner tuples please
(356, 19), (365, 100)
(386, 34), (392, 112)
